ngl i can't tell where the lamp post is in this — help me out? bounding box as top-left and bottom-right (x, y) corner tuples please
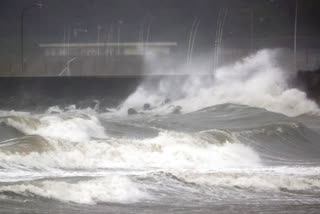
(20, 2), (43, 73)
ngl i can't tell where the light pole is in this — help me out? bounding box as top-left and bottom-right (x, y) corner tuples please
(20, 2), (43, 73)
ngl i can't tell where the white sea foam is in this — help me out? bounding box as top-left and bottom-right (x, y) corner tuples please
(4, 112), (106, 142)
(0, 130), (261, 170)
(0, 175), (147, 204)
(117, 49), (319, 117)
(174, 171), (320, 191)
(1, 107), (261, 170)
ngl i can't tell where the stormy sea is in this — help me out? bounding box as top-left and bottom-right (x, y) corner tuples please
(1, 50), (320, 213)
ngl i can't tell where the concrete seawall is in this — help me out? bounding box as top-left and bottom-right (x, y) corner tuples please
(0, 75), (190, 111)
(0, 73), (319, 111)
(0, 76), (143, 111)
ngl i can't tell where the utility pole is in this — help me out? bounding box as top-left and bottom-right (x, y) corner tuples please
(20, 2), (43, 73)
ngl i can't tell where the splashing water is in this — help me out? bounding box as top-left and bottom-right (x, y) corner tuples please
(118, 49), (319, 117)
(1, 49), (320, 213)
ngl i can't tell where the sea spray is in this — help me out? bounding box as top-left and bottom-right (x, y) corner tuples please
(118, 49), (319, 116)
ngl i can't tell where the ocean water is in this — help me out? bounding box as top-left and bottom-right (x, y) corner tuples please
(0, 50), (320, 213)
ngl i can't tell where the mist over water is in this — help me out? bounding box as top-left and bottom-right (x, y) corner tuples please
(0, 49), (320, 213)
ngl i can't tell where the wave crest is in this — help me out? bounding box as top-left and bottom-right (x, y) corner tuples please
(0, 176), (147, 204)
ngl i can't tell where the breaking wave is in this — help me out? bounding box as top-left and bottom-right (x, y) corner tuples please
(0, 50), (320, 208)
(117, 49), (319, 117)
(0, 175), (147, 204)
(0, 121), (261, 170)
